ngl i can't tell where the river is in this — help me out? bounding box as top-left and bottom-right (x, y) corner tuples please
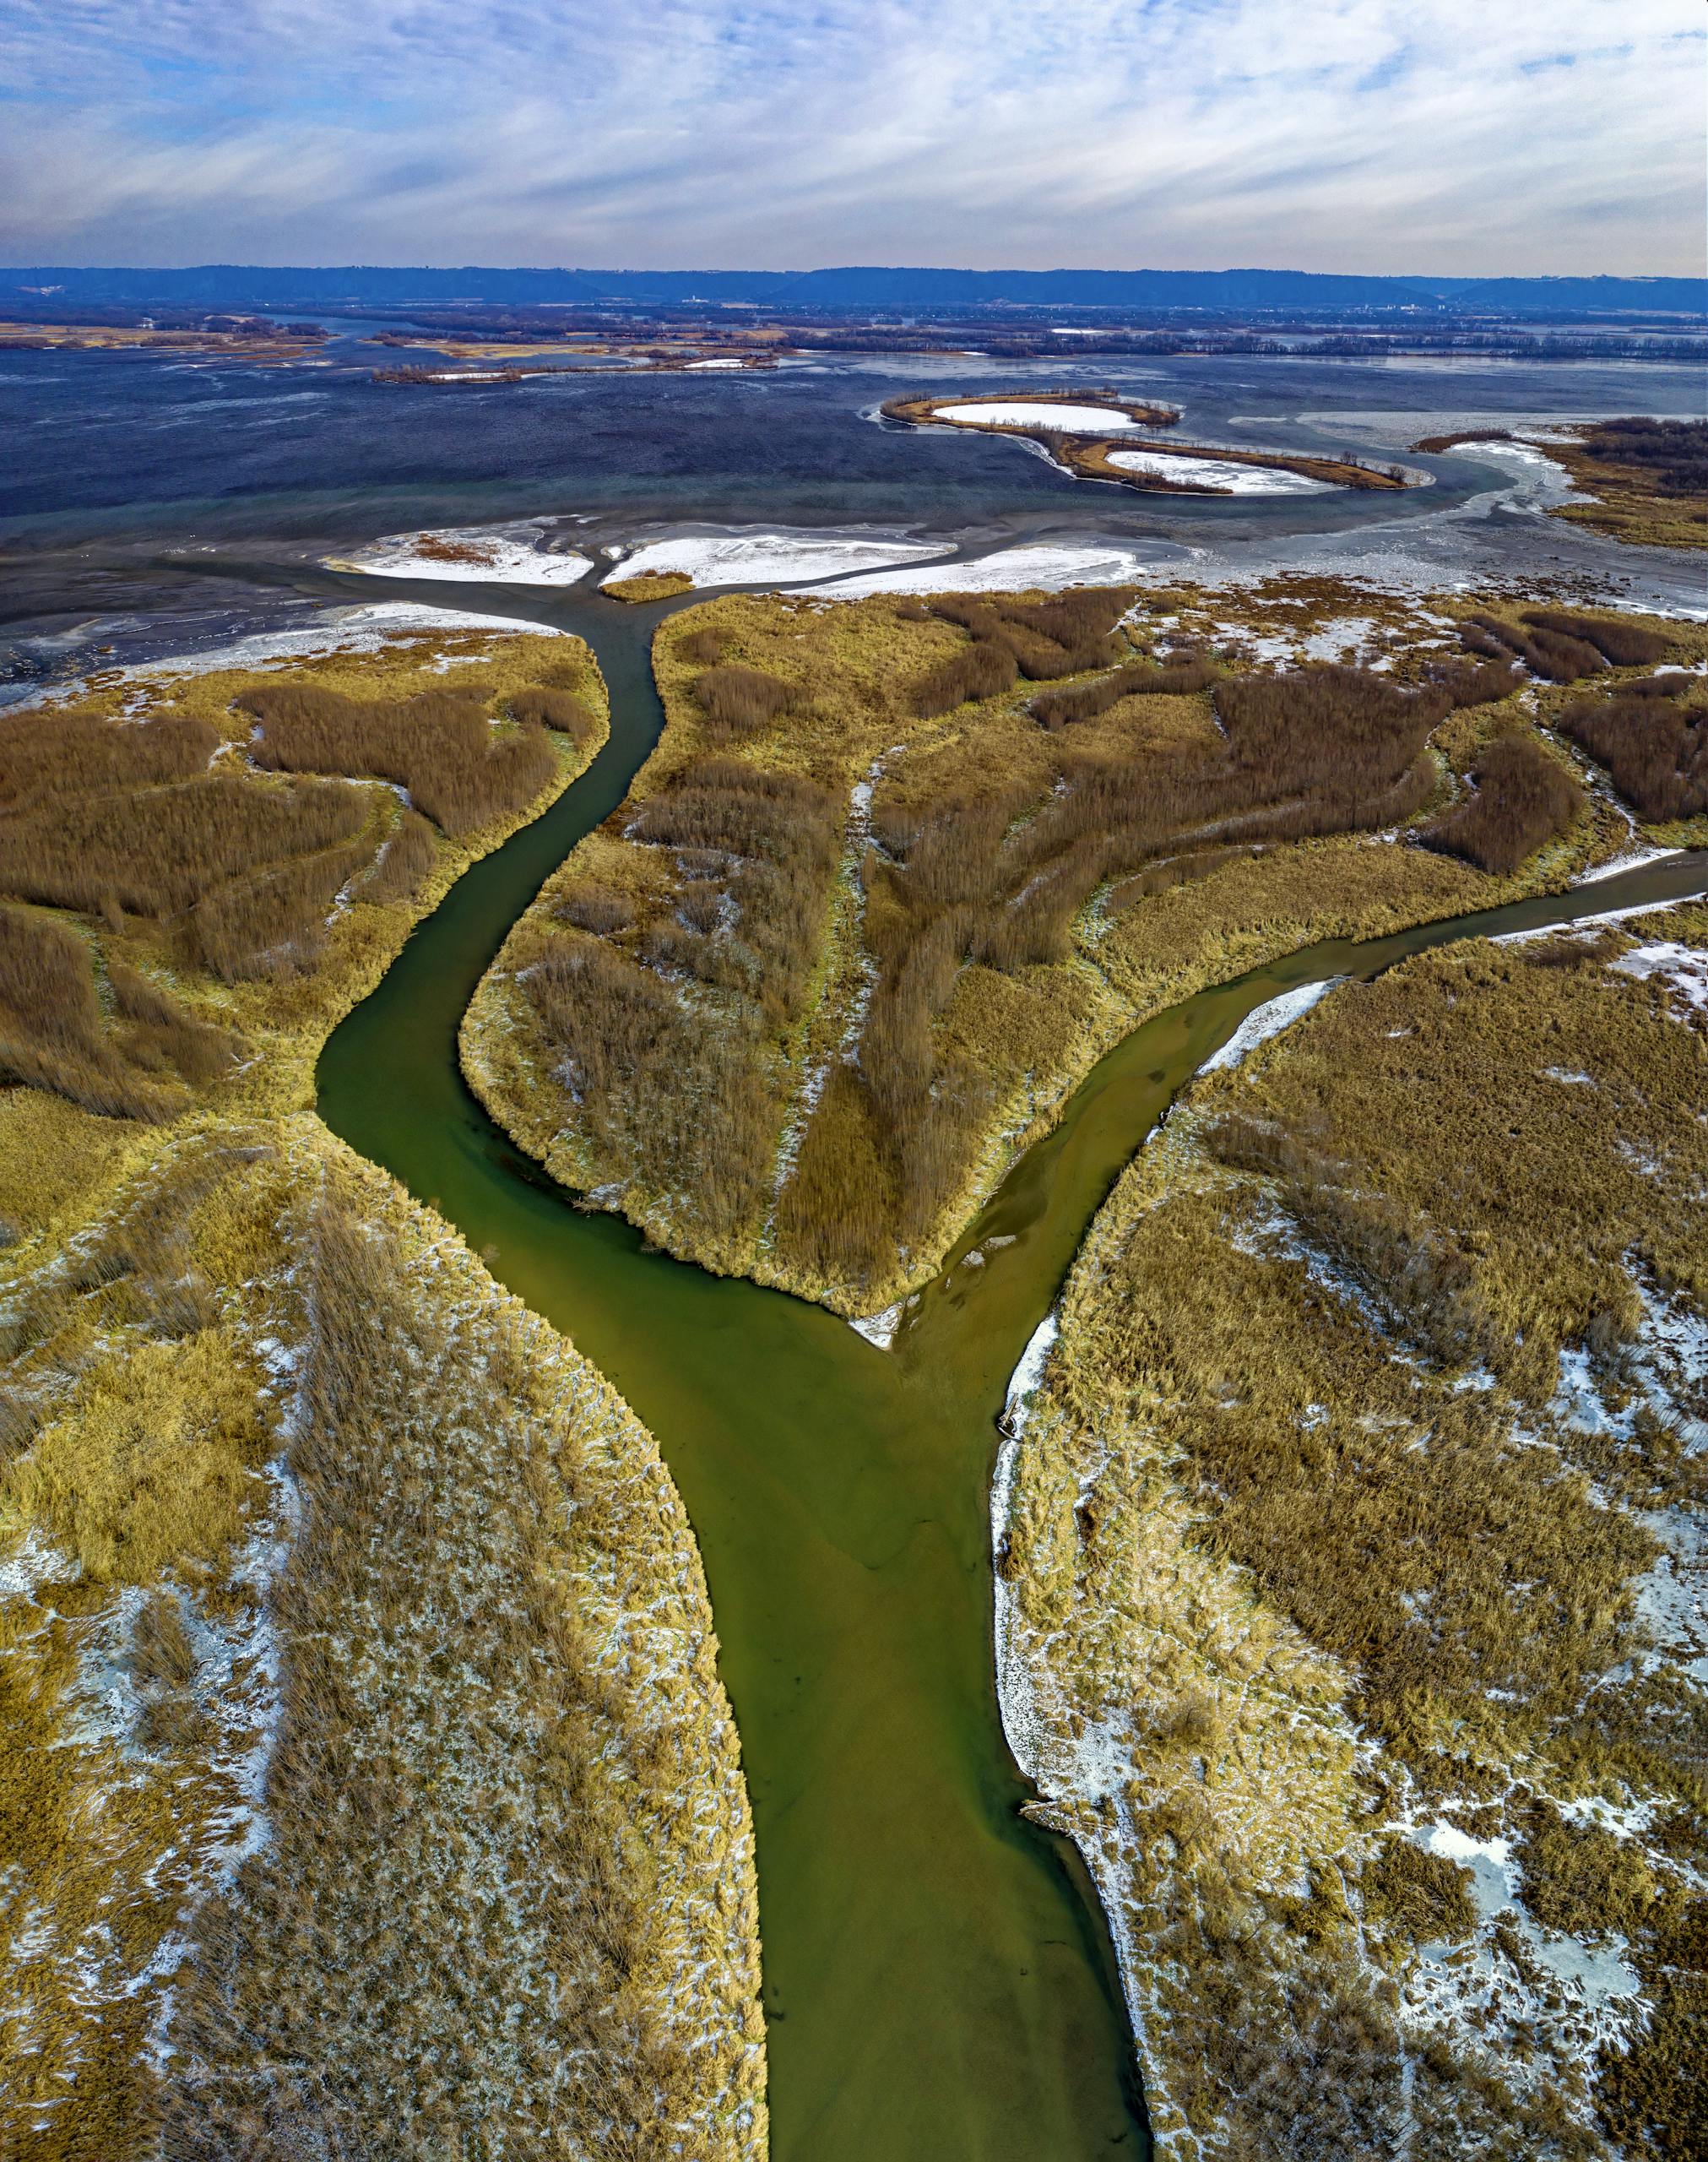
(313, 579), (1708, 2160)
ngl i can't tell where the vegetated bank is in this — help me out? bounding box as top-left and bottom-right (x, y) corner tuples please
(1412, 416), (1708, 551)
(461, 579), (1701, 1323)
(0, 625), (766, 2158)
(882, 391), (1410, 494)
(996, 900), (1708, 2160)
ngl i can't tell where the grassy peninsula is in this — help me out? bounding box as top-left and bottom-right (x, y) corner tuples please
(463, 581), (1700, 1322)
(996, 907), (1708, 2160)
(0, 626), (767, 2157)
(1413, 417), (1708, 552)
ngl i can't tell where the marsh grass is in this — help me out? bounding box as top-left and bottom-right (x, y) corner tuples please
(1005, 922), (1708, 2157)
(1419, 730), (1585, 874)
(0, 628), (606, 1124)
(465, 588), (1683, 1314)
(0, 1106), (765, 2159)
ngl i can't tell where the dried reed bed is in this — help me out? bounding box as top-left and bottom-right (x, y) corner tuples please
(466, 588), (1679, 1314)
(0, 1105), (765, 2159)
(1553, 417), (1708, 553)
(0, 627), (607, 1123)
(1001, 921), (1708, 2158)
(240, 677), (564, 836)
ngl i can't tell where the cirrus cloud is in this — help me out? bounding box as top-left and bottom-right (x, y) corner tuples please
(0, 0), (1700, 272)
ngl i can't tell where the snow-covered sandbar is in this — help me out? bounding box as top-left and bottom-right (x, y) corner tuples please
(932, 400), (1154, 433)
(328, 524), (593, 586)
(1106, 448), (1335, 495)
(601, 529), (954, 592)
(802, 540), (1158, 599)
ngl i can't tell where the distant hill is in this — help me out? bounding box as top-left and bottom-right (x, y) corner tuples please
(6, 264), (1705, 317)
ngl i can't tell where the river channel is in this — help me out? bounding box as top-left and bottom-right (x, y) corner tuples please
(316, 582), (1708, 2160)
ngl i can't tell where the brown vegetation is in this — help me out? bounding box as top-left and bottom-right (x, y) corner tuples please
(1414, 421), (1708, 551)
(1005, 923), (1708, 2155)
(606, 570), (697, 603)
(692, 664), (795, 739)
(1420, 730), (1584, 874)
(0, 630), (605, 1122)
(0, 1108), (764, 2159)
(469, 586), (1693, 1314)
(1559, 679), (1708, 822)
(241, 678), (561, 837)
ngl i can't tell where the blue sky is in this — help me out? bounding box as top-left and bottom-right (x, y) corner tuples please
(2, 1), (1701, 270)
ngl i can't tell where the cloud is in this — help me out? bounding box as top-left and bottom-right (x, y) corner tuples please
(0, 0), (1701, 272)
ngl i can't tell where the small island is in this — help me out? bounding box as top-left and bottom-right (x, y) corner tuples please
(884, 390), (1412, 494)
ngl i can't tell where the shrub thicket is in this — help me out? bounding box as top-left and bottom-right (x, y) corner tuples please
(1030, 657), (1217, 730)
(1418, 731), (1582, 874)
(1460, 613), (1606, 683)
(777, 664), (1450, 1289)
(1519, 608), (1677, 669)
(0, 906), (235, 1119)
(1575, 416), (1708, 497)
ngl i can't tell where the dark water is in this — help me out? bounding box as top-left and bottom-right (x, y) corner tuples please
(3, 343), (1704, 699)
(311, 579), (1706, 2160)
(4, 346), (1705, 2154)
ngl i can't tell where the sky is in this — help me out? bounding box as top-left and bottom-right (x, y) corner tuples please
(1, 1), (1702, 274)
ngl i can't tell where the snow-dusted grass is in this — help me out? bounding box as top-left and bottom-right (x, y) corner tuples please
(994, 924), (1708, 2154)
(0, 1108), (766, 2158)
(117, 601), (566, 686)
(1105, 448), (1336, 495)
(600, 528), (951, 592)
(1611, 938), (1708, 1016)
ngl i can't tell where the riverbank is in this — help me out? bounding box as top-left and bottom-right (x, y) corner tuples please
(1412, 417), (1708, 552)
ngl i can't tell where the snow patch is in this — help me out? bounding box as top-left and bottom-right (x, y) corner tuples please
(1106, 448), (1334, 495)
(933, 399), (1153, 432)
(119, 602), (564, 682)
(602, 528), (949, 592)
(327, 523), (592, 586)
(1611, 939), (1708, 1018)
(849, 1301), (906, 1350)
(1201, 979), (1340, 1073)
(806, 540), (1158, 600)
(1574, 846), (1681, 887)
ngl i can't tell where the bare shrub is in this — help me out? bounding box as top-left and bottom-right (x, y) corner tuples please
(0, 906), (185, 1119)
(507, 684), (600, 746)
(1030, 658), (1217, 730)
(1520, 608), (1677, 669)
(675, 627), (725, 666)
(360, 807), (438, 906)
(910, 640), (1017, 717)
(554, 882), (635, 935)
(1460, 613), (1605, 684)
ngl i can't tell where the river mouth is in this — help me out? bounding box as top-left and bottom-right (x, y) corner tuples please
(315, 579), (1707, 2158)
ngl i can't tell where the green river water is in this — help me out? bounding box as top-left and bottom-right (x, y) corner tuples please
(315, 586), (1708, 2160)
